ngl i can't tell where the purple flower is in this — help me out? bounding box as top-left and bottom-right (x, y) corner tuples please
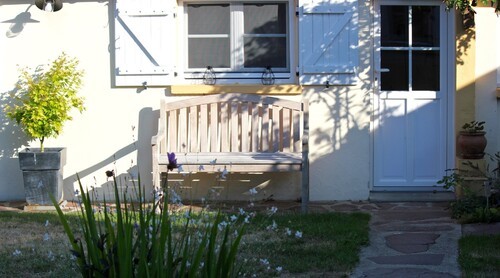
(167, 152), (178, 171)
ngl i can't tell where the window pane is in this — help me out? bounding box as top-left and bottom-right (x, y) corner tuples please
(189, 38), (230, 68)
(244, 37), (286, 68)
(412, 6), (440, 47)
(412, 51), (440, 91)
(381, 6), (408, 47)
(381, 50), (409, 91)
(188, 4), (229, 35)
(244, 3), (287, 34)
(188, 4), (230, 68)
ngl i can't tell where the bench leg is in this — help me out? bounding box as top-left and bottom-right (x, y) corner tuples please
(301, 156), (310, 213)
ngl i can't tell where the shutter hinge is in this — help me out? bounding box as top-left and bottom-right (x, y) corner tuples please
(296, 67), (300, 77)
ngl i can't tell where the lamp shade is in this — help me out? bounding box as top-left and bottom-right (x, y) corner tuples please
(35, 0), (63, 12)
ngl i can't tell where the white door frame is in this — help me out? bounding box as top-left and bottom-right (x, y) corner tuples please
(370, 0), (456, 191)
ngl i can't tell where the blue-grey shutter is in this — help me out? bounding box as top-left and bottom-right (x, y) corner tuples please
(298, 0), (358, 86)
(114, 0), (176, 86)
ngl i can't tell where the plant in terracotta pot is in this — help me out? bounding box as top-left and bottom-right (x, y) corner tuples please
(457, 120), (487, 159)
(3, 53), (85, 205)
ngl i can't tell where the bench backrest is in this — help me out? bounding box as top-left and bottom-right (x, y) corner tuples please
(159, 93), (308, 154)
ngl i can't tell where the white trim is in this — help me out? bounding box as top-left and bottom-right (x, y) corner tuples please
(497, 16), (500, 88)
(178, 0), (297, 85)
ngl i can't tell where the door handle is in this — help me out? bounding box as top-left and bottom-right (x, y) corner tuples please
(375, 68), (390, 73)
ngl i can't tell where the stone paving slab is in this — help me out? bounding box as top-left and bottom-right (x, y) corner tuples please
(385, 233), (440, 253)
(363, 267), (456, 278)
(368, 254), (445, 265)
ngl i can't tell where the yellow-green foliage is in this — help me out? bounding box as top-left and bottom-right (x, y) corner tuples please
(4, 53), (84, 151)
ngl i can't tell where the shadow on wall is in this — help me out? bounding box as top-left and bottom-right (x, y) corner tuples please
(1, 1), (109, 38)
(62, 107), (158, 202)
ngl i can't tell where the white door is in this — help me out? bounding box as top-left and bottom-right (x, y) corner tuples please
(374, 0), (449, 188)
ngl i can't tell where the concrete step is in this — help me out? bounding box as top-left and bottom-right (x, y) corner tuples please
(369, 191), (456, 202)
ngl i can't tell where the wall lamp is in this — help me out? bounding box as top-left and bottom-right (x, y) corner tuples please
(35, 0), (63, 12)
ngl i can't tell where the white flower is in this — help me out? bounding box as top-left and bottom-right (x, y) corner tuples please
(12, 250), (21, 256)
(48, 251), (55, 261)
(276, 266), (283, 272)
(219, 167), (229, 179)
(259, 258), (269, 266)
(198, 165), (205, 171)
(267, 206), (278, 216)
(295, 231), (303, 238)
(44, 220), (49, 227)
(239, 208), (246, 215)
(244, 216), (250, 224)
(249, 188), (258, 195)
(218, 221), (228, 231)
(266, 220), (278, 231)
(285, 228), (292, 236)
(43, 233), (51, 241)
(177, 165), (184, 173)
(210, 159), (217, 165)
(230, 215), (238, 222)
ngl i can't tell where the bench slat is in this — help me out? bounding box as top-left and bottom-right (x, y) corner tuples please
(190, 105), (198, 152)
(251, 103), (259, 152)
(231, 102), (239, 152)
(168, 110), (177, 152)
(241, 103), (249, 152)
(179, 107), (188, 152)
(283, 108), (291, 152)
(221, 103), (229, 152)
(262, 104), (270, 151)
(210, 103), (218, 152)
(200, 104), (208, 152)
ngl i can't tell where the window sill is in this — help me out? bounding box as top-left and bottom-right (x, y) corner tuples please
(170, 84), (302, 95)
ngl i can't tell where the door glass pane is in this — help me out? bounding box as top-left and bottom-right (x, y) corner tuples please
(412, 51), (440, 91)
(381, 6), (408, 47)
(244, 3), (287, 68)
(381, 50), (409, 91)
(412, 6), (440, 47)
(188, 4), (230, 68)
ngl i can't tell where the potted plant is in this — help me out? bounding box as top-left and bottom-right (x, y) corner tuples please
(3, 53), (85, 205)
(457, 120), (487, 159)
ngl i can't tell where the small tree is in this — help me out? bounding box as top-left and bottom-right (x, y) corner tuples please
(4, 53), (85, 152)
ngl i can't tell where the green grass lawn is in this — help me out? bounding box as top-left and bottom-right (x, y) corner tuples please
(459, 234), (500, 277)
(0, 209), (370, 277)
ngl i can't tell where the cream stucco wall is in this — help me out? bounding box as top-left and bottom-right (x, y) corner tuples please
(474, 6), (499, 154)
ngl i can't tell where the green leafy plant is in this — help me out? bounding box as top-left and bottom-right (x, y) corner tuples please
(444, 0), (499, 13)
(461, 120), (485, 133)
(438, 153), (500, 222)
(4, 53), (85, 152)
(51, 168), (245, 277)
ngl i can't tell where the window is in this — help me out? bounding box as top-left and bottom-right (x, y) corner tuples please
(183, 1), (293, 83)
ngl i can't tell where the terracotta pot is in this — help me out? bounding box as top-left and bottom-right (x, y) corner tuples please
(457, 131), (487, 159)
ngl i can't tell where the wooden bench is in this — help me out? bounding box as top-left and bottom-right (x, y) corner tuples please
(152, 93), (309, 211)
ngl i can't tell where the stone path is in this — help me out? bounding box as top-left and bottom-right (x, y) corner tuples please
(334, 202), (462, 278)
